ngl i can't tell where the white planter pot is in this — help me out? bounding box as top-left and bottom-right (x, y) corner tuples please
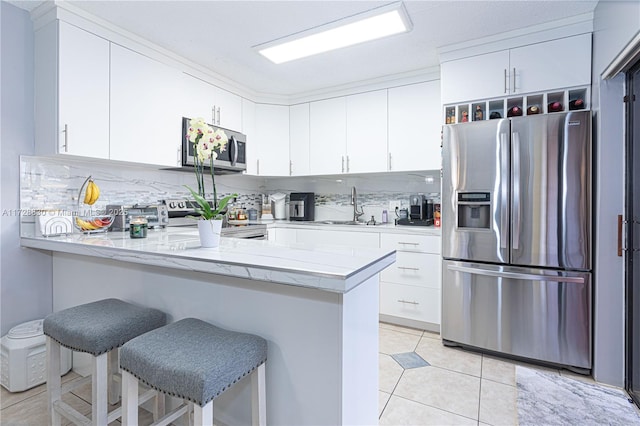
(197, 219), (222, 248)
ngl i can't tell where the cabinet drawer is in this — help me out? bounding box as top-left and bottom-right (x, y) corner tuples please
(380, 282), (440, 325)
(380, 252), (441, 289)
(381, 233), (441, 254)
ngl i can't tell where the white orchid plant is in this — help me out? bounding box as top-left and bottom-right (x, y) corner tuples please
(184, 117), (237, 220)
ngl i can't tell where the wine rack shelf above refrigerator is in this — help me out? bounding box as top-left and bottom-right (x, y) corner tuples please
(443, 86), (589, 124)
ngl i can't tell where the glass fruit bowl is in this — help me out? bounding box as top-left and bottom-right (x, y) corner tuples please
(74, 214), (114, 233)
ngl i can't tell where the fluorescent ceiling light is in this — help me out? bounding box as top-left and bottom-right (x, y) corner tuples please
(256, 2), (412, 64)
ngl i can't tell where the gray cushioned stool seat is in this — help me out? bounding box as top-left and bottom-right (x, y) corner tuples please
(43, 298), (166, 356)
(120, 318), (267, 406)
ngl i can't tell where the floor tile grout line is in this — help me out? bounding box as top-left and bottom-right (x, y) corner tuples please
(478, 355), (484, 424)
(387, 393), (481, 423)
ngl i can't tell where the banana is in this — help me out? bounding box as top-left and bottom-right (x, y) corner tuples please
(83, 180), (101, 205)
(89, 181), (100, 205)
(83, 180), (94, 204)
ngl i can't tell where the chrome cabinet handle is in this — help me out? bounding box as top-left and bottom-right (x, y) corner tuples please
(62, 124), (68, 152)
(212, 106), (216, 124)
(512, 67), (516, 93)
(398, 242), (419, 246)
(177, 146), (181, 166)
(341, 156), (345, 173)
(289, 160), (293, 176)
(397, 299), (419, 305)
(216, 107), (221, 125)
(504, 69), (508, 94)
(257, 159), (260, 175)
(346, 155), (350, 173)
(397, 266), (420, 271)
(388, 152), (392, 170)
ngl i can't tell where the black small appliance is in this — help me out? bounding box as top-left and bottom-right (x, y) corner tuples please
(289, 192), (315, 221)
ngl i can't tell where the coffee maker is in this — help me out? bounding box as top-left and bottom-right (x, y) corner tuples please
(398, 194), (433, 226)
(289, 192), (315, 221)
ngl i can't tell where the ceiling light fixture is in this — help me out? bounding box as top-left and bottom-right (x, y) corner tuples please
(255, 2), (412, 64)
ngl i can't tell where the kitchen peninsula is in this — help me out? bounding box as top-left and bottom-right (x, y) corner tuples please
(21, 227), (395, 425)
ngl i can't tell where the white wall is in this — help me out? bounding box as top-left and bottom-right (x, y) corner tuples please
(592, 0), (640, 386)
(1, 2), (53, 335)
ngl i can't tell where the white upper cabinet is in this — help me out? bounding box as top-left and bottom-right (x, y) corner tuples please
(441, 50), (509, 105)
(441, 33), (592, 104)
(509, 33), (592, 94)
(110, 44), (183, 167)
(251, 104), (290, 176)
(242, 98), (257, 174)
(180, 74), (243, 132)
(309, 97), (347, 175)
(388, 81), (442, 171)
(289, 103), (311, 176)
(345, 90), (388, 173)
(35, 21), (110, 159)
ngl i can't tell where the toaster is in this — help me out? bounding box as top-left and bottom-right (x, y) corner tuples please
(106, 204), (169, 231)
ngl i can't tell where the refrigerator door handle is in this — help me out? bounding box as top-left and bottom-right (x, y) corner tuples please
(512, 132), (521, 250)
(500, 132), (509, 249)
(447, 264), (585, 284)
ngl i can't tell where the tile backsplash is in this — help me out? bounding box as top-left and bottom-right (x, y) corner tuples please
(19, 156), (440, 227)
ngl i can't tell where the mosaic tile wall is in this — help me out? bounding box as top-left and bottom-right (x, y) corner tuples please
(19, 156), (440, 225)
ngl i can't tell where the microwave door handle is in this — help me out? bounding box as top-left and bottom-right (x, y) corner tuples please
(229, 136), (238, 166)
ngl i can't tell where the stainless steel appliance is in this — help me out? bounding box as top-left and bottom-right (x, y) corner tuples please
(289, 192), (315, 221)
(181, 117), (247, 174)
(162, 199), (267, 239)
(107, 204), (169, 231)
(397, 195), (434, 226)
(441, 110), (592, 372)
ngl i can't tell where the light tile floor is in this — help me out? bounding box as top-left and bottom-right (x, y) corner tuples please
(0, 322), (603, 425)
(378, 321), (600, 425)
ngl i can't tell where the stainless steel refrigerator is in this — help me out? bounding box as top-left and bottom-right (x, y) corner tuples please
(441, 110), (592, 372)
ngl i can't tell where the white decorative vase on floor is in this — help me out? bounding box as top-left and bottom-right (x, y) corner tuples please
(197, 219), (222, 248)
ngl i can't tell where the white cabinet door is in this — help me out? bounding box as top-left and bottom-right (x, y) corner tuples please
(440, 50), (510, 104)
(388, 81), (442, 171)
(289, 103), (310, 176)
(345, 90), (388, 173)
(296, 229), (379, 248)
(510, 33), (592, 94)
(212, 87), (243, 131)
(309, 98), (346, 175)
(252, 104), (290, 176)
(242, 98), (257, 174)
(110, 44), (183, 167)
(180, 74), (218, 123)
(35, 21), (110, 158)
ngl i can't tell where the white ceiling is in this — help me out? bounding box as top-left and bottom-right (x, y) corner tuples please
(11, 0), (599, 97)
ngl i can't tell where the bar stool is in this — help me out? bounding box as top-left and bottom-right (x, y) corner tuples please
(120, 318), (267, 426)
(44, 298), (166, 425)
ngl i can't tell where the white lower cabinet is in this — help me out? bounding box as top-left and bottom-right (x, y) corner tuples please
(380, 282), (440, 325)
(380, 233), (441, 330)
(296, 229), (379, 248)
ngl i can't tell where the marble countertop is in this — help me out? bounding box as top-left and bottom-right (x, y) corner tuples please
(20, 227), (396, 294)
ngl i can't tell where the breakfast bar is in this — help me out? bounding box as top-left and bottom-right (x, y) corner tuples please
(21, 228), (396, 425)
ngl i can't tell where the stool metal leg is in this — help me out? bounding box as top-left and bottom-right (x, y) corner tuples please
(92, 352), (108, 426)
(46, 337), (62, 426)
(193, 400), (213, 426)
(107, 349), (120, 405)
(251, 363), (266, 426)
(121, 370), (139, 425)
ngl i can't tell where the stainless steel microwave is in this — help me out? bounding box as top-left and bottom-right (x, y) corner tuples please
(181, 117), (247, 174)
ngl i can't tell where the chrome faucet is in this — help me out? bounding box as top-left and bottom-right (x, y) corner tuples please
(351, 186), (364, 222)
